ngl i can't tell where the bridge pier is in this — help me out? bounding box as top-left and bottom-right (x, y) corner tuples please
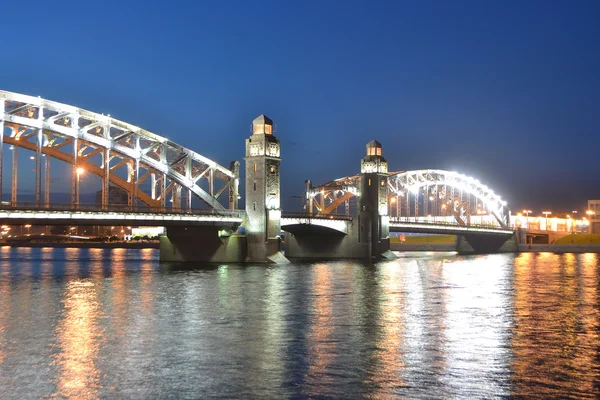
(283, 217), (370, 260)
(358, 140), (395, 260)
(283, 140), (396, 262)
(242, 115), (287, 263)
(160, 226), (247, 263)
(455, 233), (518, 254)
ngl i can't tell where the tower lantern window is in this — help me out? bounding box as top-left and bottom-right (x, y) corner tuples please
(366, 140), (382, 156)
(252, 115), (273, 135)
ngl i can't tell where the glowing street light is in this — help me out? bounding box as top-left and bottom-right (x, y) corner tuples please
(522, 209), (532, 217)
(75, 167), (85, 209)
(542, 211), (551, 231)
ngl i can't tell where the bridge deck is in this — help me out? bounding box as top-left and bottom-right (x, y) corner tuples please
(389, 221), (513, 236)
(0, 206), (244, 227)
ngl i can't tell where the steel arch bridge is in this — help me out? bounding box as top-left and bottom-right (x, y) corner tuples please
(306, 169), (510, 228)
(0, 90), (239, 212)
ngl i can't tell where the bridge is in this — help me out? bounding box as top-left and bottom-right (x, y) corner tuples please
(0, 203), (243, 227)
(0, 89), (518, 262)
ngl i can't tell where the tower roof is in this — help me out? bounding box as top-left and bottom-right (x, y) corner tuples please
(367, 139), (382, 148)
(253, 114), (273, 125)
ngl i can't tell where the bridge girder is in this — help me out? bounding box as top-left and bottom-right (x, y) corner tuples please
(0, 90), (239, 211)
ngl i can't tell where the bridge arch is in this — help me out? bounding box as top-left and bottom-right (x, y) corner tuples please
(307, 169), (510, 228)
(0, 90), (239, 210)
(387, 169), (509, 227)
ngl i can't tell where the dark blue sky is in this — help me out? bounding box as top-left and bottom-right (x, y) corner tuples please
(1, 0), (599, 212)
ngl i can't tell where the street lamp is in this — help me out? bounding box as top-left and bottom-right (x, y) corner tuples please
(24, 224), (31, 235)
(522, 210), (533, 229)
(542, 211), (551, 231)
(75, 167), (84, 209)
(587, 210), (596, 234)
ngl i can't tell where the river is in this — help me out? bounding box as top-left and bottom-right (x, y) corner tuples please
(0, 248), (598, 398)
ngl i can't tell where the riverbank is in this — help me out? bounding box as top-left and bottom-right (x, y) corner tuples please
(391, 243), (600, 253)
(518, 244), (600, 253)
(2, 241), (159, 249)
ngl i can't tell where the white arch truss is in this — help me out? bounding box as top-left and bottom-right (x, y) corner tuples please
(0, 90), (239, 211)
(388, 169), (509, 227)
(307, 169), (510, 228)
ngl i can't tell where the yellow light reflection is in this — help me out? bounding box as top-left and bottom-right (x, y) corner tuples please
(367, 261), (406, 398)
(511, 252), (600, 397)
(53, 280), (104, 398)
(304, 264), (335, 395)
(140, 249), (155, 314)
(442, 254), (511, 396)
(0, 278), (7, 363)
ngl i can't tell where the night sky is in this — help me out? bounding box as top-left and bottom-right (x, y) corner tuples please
(1, 0), (599, 213)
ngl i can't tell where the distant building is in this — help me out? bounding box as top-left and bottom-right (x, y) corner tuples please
(588, 200), (600, 234)
(95, 185), (129, 208)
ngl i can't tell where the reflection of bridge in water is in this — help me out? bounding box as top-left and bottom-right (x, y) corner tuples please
(1, 89), (517, 262)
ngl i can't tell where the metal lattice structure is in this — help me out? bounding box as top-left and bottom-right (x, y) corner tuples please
(303, 175), (361, 216)
(307, 169), (510, 228)
(0, 90), (239, 211)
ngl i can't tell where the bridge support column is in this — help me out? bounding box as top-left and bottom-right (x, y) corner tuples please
(243, 115), (286, 263)
(0, 117), (3, 202)
(455, 233), (518, 254)
(160, 226), (246, 263)
(44, 154), (50, 207)
(71, 138), (78, 209)
(358, 140), (394, 260)
(229, 161), (239, 210)
(102, 149), (110, 210)
(11, 145), (17, 205)
(35, 128), (42, 207)
(304, 180), (313, 215)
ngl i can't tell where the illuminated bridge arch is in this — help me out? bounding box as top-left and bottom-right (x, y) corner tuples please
(307, 169), (510, 228)
(0, 90), (239, 211)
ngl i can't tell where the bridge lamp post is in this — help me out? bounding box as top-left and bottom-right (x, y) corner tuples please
(586, 210), (595, 234)
(542, 211), (551, 231)
(522, 209), (532, 228)
(75, 167), (84, 209)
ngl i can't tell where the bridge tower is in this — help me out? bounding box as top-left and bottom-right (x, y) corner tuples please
(358, 140), (391, 259)
(244, 114), (282, 262)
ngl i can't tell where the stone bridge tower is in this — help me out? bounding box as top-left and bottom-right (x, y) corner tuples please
(244, 114), (282, 262)
(358, 140), (391, 259)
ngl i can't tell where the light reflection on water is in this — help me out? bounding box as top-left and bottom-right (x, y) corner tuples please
(0, 248), (600, 398)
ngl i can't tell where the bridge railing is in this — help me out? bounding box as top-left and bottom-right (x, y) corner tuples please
(389, 216), (508, 229)
(0, 202), (245, 218)
(282, 212), (353, 221)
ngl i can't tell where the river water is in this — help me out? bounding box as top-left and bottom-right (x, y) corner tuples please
(0, 248), (599, 399)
